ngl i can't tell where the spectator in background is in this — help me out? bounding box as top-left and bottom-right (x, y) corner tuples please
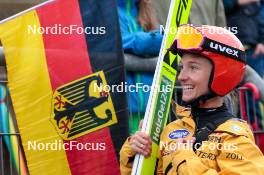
(152, 0), (170, 27)
(117, 0), (162, 133)
(189, 0), (226, 26)
(223, 0), (264, 75)
(223, 0), (264, 129)
(152, 0), (226, 28)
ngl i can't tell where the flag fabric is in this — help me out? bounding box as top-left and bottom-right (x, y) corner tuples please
(0, 0), (128, 174)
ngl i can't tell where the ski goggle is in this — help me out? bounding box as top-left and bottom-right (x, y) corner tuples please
(170, 24), (246, 63)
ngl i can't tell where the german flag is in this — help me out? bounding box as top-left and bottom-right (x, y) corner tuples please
(0, 0), (128, 174)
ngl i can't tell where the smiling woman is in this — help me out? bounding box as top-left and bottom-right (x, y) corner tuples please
(120, 24), (264, 175)
(178, 53), (213, 107)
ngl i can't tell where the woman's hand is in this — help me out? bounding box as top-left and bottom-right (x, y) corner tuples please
(128, 131), (152, 157)
(253, 43), (264, 58)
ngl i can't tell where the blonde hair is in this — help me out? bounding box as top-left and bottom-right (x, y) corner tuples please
(138, 0), (158, 31)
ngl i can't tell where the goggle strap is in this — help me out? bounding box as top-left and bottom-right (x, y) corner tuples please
(202, 38), (246, 63)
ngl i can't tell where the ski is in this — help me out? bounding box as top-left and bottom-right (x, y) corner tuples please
(131, 0), (192, 174)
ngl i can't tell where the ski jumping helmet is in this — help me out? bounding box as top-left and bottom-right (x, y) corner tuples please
(170, 24), (246, 104)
